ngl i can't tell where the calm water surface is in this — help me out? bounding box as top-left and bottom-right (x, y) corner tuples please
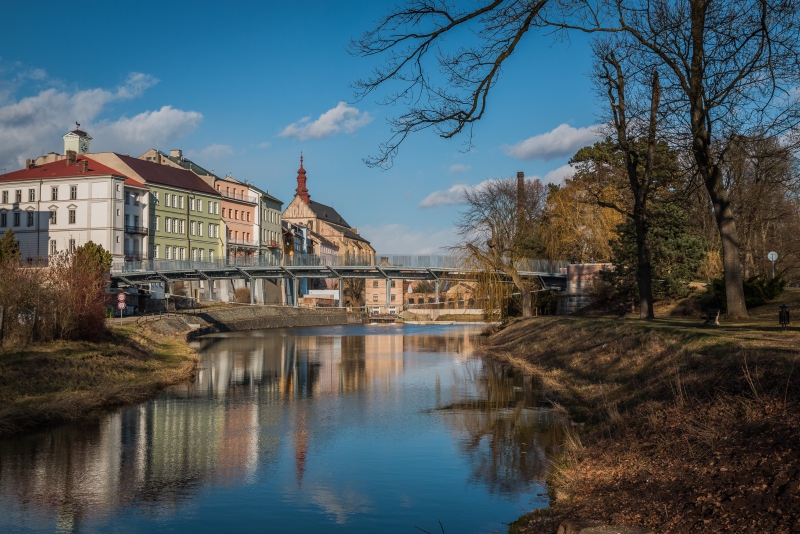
(0, 324), (566, 533)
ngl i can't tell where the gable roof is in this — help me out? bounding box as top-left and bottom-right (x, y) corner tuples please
(309, 230), (338, 249)
(308, 200), (351, 228)
(326, 221), (371, 244)
(92, 154), (220, 196)
(157, 150), (218, 178)
(0, 156), (144, 188)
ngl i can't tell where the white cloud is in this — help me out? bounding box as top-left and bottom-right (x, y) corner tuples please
(503, 124), (602, 161)
(279, 102), (372, 141)
(448, 163), (471, 173)
(257, 141), (271, 149)
(359, 223), (457, 254)
(0, 71), (201, 170)
(186, 143), (233, 160)
(418, 180), (492, 208)
(543, 163), (577, 184)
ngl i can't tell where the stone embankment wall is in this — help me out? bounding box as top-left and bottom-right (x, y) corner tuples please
(145, 306), (366, 340)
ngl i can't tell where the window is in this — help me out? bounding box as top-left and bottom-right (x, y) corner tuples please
(171, 194), (176, 207)
(153, 245), (159, 259)
(208, 200), (213, 214)
(13, 212), (20, 226)
(70, 186), (77, 200)
(69, 239), (76, 253)
(390, 294), (396, 302)
(198, 223), (203, 237)
(214, 202), (219, 215)
(391, 280), (396, 288)
(69, 209), (76, 224)
(0, 213), (5, 226)
(51, 187), (58, 201)
(409, 298), (415, 305)
(1, 191), (7, 203)
(179, 220), (184, 234)
(116, 209), (120, 217)
(373, 294), (378, 301)
(180, 247), (186, 260)
(165, 194), (170, 207)
(214, 225), (219, 238)
(134, 194), (139, 206)
(134, 215), (139, 227)
(165, 217), (170, 233)
(372, 281), (378, 288)
(125, 192), (130, 205)
(196, 199), (202, 212)
(15, 190), (22, 203)
(50, 240), (57, 255)
(154, 216), (159, 231)
(178, 196), (184, 209)
(234, 210), (238, 220)
(209, 249), (214, 262)
(208, 223), (213, 237)
(152, 191), (159, 203)
(191, 248), (197, 261)
(190, 221), (195, 236)
(28, 189), (35, 202)
(199, 249), (204, 261)
(189, 198), (195, 211)
(246, 212), (250, 222)
(124, 214), (130, 226)
(50, 210), (56, 225)
(166, 246), (171, 259)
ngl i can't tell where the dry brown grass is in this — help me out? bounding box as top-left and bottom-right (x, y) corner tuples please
(0, 324), (197, 436)
(491, 291), (800, 533)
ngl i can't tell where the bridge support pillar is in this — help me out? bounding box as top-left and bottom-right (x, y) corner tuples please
(208, 279), (214, 302)
(249, 278), (255, 305)
(434, 280), (440, 305)
(293, 278), (299, 307)
(386, 278), (391, 310)
(338, 278), (344, 308)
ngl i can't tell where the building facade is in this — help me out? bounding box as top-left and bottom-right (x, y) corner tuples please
(0, 154), (148, 263)
(90, 153), (224, 263)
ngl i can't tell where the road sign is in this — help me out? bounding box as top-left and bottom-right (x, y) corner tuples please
(117, 293), (127, 302)
(768, 251), (778, 262)
(117, 301), (126, 310)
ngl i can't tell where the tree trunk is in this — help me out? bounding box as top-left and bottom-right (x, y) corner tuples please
(634, 209), (654, 319)
(508, 269), (533, 318)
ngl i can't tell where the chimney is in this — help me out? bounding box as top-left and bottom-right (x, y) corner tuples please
(81, 159), (89, 173)
(170, 149), (182, 159)
(517, 171), (525, 226)
(66, 150), (77, 165)
(26, 158), (34, 170)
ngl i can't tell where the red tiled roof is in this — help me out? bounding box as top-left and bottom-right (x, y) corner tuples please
(111, 154), (220, 196)
(0, 156), (133, 183)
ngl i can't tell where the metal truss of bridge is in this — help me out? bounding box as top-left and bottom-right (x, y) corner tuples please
(111, 254), (569, 292)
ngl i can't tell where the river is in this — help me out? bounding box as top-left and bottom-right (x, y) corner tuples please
(0, 324), (566, 533)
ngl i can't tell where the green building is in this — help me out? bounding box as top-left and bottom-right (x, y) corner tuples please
(91, 153), (224, 262)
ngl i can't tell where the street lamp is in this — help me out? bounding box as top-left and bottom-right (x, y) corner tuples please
(768, 251), (778, 279)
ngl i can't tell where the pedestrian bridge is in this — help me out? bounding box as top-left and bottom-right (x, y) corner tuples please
(111, 254), (569, 292)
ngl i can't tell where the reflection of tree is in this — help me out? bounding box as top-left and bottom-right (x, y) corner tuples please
(339, 336), (366, 392)
(440, 359), (567, 496)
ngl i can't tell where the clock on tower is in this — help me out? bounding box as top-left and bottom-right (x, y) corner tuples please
(63, 123), (92, 155)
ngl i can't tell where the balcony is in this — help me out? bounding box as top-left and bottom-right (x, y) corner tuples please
(125, 225), (148, 235)
(266, 240), (281, 248)
(124, 252), (145, 261)
(219, 190), (257, 204)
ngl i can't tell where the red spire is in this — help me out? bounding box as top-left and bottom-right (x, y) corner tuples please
(295, 153), (310, 204)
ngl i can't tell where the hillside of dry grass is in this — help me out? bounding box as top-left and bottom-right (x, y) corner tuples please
(0, 324), (197, 436)
(490, 292), (800, 533)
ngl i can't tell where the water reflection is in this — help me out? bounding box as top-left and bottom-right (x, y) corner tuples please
(0, 325), (565, 533)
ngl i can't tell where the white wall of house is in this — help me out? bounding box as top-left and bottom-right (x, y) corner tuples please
(0, 175), (134, 261)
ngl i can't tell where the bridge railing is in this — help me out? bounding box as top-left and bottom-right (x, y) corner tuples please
(110, 254), (568, 274)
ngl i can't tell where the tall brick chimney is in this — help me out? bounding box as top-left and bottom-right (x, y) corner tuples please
(517, 171), (525, 227)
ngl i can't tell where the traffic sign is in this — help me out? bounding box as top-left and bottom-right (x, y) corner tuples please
(768, 251), (778, 262)
(117, 301), (126, 310)
(117, 293), (127, 302)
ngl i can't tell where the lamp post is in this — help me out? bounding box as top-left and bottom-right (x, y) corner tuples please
(768, 251), (778, 279)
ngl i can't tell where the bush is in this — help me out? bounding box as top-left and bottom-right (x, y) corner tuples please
(709, 275), (787, 310)
(234, 287), (251, 303)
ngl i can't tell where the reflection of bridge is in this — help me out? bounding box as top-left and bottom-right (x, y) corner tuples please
(110, 254), (569, 305)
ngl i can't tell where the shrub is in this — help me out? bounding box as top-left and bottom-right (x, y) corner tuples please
(234, 287), (251, 303)
(709, 275), (787, 311)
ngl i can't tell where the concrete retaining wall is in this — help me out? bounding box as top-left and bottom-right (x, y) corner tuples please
(165, 306), (366, 341)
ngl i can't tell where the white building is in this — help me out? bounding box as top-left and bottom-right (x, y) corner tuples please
(0, 151), (148, 263)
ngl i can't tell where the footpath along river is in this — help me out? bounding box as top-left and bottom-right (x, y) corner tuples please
(0, 324), (567, 533)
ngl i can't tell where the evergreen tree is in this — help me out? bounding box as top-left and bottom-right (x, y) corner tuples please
(0, 229), (21, 264)
(608, 203), (706, 301)
(74, 241), (112, 273)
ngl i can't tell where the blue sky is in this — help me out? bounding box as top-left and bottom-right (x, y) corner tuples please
(0, 1), (602, 253)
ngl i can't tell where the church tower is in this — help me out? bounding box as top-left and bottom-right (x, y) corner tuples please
(63, 124), (92, 154)
(295, 154), (310, 204)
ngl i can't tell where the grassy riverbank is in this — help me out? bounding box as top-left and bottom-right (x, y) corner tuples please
(0, 324), (197, 436)
(486, 291), (800, 533)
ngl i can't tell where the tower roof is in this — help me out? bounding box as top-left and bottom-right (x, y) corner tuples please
(295, 154), (310, 203)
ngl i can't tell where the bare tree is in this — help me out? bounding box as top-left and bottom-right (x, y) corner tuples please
(454, 176), (547, 317)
